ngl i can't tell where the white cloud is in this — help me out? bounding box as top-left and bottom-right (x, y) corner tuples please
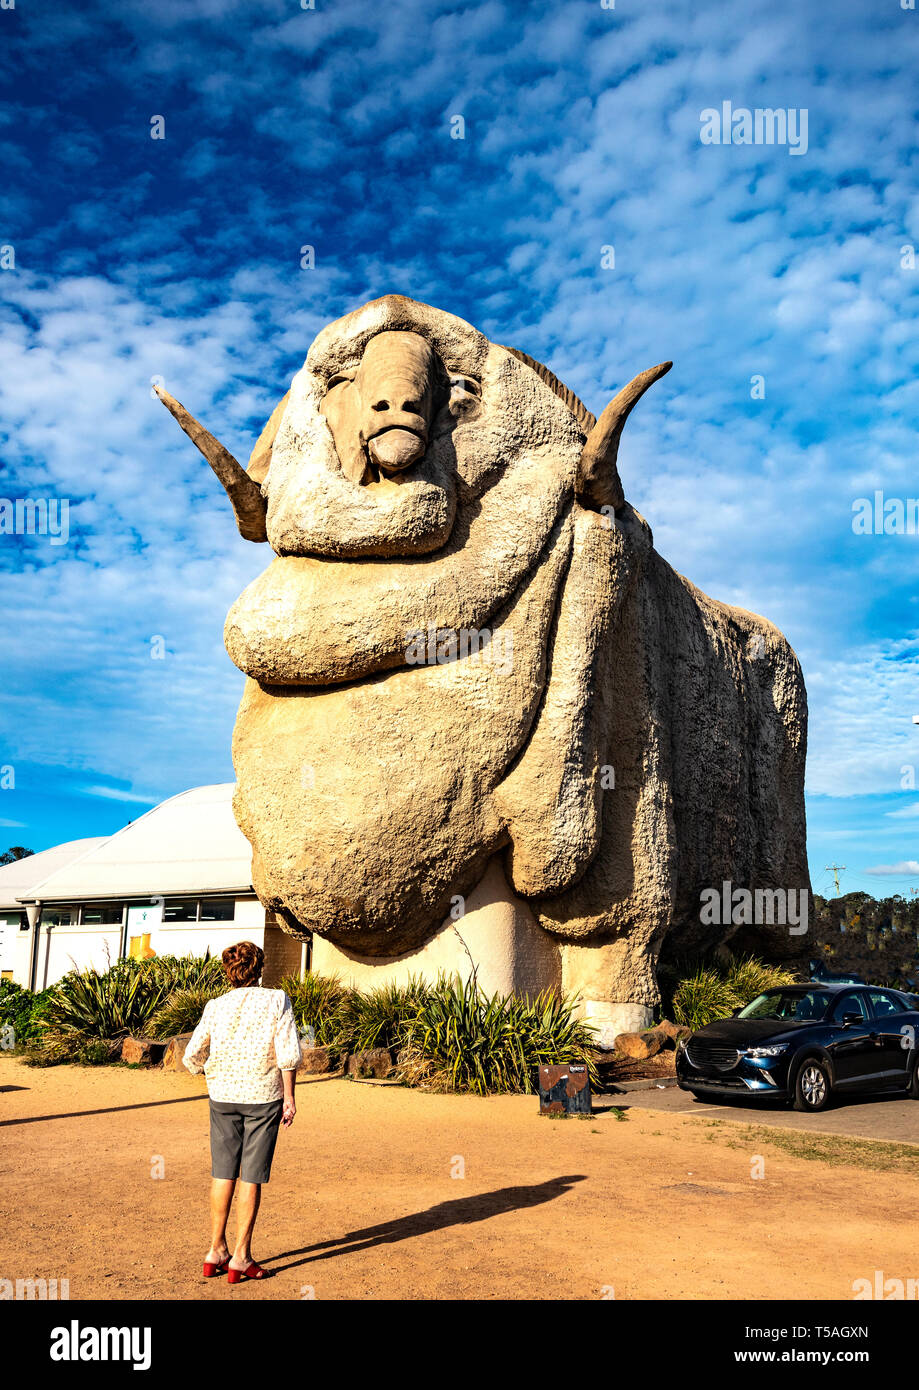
(864, 862), (919, 878)
(79, 786), (159, 805)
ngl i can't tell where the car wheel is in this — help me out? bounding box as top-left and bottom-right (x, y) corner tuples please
(793, 1058), (832, 1112)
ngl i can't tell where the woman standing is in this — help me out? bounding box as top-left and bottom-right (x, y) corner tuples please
(184, 941), (301, 1284)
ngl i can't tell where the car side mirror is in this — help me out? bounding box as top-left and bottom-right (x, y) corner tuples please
(731, 1007), (742, 1017)
(842, 1012), (863, 1027)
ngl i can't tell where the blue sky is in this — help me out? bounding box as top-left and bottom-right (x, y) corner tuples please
(1, 0), (918, 902)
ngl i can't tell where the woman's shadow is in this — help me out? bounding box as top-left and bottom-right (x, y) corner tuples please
(268, 1174), (588, 1271)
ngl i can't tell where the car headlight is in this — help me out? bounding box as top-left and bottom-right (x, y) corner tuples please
(742, 1044), (789, 1058)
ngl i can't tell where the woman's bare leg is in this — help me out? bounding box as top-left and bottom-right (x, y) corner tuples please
(207, 1177), (235, 1264)
(230, 1182), (261, 1268)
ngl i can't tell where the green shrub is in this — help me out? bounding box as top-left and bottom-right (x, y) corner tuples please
(146, 984), (229, 1040)
(398, 974), (598, 1096)
(17, 957), (595, 1092)
(0, 980), (54, 1045)
(349, 975), (433, 1052)
(140, 953), (225, 993)
(39, 962), (155, 1044)
(724, 954), (797, 1004)
(671, 968), (737, 1031)
(280, 971), (356, 1050)
(30, 953), (224, 1063)
(669, 953), (799, 1030)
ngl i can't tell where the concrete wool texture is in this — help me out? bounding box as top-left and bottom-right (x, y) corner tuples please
(169, 295), (809, 1028)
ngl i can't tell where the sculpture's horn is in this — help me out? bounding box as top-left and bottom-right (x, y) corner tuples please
(577, 361), (672, 513)
(155, 385), (268, 543)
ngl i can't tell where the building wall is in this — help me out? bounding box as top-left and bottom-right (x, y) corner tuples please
(0, 912), (23, 979)
(39, 927), (123, 988)
(12, 926), (34, 988)
(16, 896), (273, 991)
(262, 920), (305, 987)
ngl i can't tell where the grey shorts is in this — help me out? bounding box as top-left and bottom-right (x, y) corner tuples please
(209, 1099), (284, 1184)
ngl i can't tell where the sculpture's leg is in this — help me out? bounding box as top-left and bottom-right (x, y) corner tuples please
(559, 937), (660, 1046)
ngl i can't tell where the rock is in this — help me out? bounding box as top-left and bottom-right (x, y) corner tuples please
(160, 294), (809, 1019)
(297, 1044), (331, 1074)
(614, 1032), (657, 1061)
(656, 1019), (692, 1044)
(639, 1028), (672, 1055)
(162, 1032), (194, 1071)
(346, 1048), (394, 1080)
(120, 1037), (165, 1066)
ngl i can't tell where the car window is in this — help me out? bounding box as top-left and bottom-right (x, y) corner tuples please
(738, 989), (831, 1021)
(868, 989), (907, 1018)
(831, 991), (869, 1022)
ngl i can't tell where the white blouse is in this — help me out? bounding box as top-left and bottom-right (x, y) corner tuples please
(183, 987), (302, 1104)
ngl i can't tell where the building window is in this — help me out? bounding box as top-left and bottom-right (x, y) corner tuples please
(0, 912), (25, 930)
(79, 904), (124, 926)
(199, 898), (235, 922)
(162, 899), (197, 922)
(43, 907), (78, 927)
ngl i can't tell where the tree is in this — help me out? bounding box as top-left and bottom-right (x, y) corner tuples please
(0, 846), (34, 866)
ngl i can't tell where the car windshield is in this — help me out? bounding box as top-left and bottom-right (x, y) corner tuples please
(738, 989), (833, 1022)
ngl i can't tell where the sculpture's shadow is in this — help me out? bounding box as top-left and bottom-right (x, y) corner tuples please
(266, 1173), (588, 1271)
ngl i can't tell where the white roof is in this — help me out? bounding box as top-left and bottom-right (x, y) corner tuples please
(0, 838), (107, 911)
(19, 784), (254, 903)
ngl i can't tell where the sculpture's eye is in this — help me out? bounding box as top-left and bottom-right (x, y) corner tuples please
(326, 372), (354, 392)
(449, 375), (481, 398)
(447, 375), (482, 420)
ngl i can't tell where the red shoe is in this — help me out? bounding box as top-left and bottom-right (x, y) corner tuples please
(227, 1262), (267, 1284)
(202, 1259), (230, 1278)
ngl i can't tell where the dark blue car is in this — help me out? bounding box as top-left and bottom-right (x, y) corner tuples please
(675, 983), (919, 1112)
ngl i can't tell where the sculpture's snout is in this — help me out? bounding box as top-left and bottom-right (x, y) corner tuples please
(368, 425), (426, 472)
(358, 332), (435, 474)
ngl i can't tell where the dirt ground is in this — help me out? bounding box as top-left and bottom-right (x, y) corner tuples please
(1, 1054), (915, 1301)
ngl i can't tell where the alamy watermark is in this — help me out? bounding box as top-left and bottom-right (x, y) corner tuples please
(0, 1276), (70, 1299)
(700, 102), (808, 156)
(699, 880), (808, 934)
(405, 626), (514, 676)
(853, 1271), (919, 1300)
(852, 491), (919, 535)
(0, 497), (70, 546)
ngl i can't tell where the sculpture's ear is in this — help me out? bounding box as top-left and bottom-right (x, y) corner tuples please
(155, 386), (268, 543)
(577, 361), (672, 513)
(247, 390), (290, 486)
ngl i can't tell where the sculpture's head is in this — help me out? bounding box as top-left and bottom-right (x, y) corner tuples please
(320, 328), (443, 480)
(156, 293), (671, 564)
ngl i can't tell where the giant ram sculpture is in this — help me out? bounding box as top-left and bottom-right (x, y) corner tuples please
(158, 294), (810, 1041)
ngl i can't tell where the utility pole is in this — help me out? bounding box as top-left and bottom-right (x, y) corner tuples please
(825, 864), (846, 898)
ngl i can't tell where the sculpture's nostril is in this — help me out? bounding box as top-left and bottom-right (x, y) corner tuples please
(372, 399), (390, 412)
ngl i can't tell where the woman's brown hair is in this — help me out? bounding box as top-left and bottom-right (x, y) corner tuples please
(221, 941), (264, 988)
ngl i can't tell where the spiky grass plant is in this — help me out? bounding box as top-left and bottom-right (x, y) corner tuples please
(670, 967), (738, 1031)
(725, 954), (797, 1005)
(670, 953), (800, 1030)
(280, 971), (357, 1050)
(397, 974), (598, 1095)
(349, 975), (433, 1052)
(146, 984), (229, 1040)
(141, 952), (226, 993)
(29, 953), (226, 1063)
